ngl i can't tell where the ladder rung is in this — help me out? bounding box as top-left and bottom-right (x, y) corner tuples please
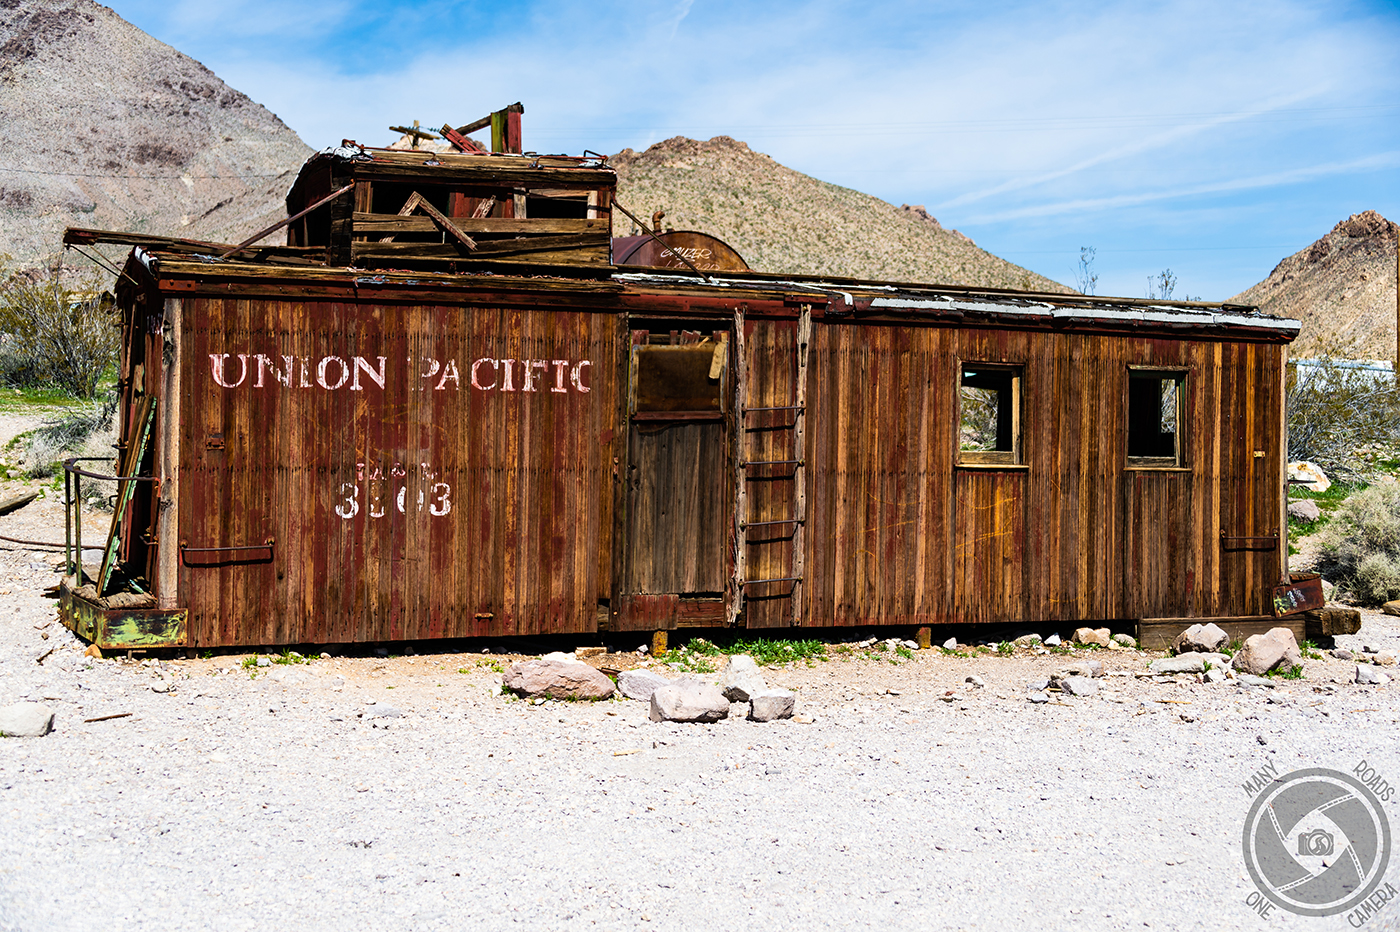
(741, 576), (803, 586)
(741, 459), (803, 467)
(743, 405), (804, 413)
(742, 518), (805, 528)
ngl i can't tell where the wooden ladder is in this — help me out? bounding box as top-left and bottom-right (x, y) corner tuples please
(728, 303), (812, 627)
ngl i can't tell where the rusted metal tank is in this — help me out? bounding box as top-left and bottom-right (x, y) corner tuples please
(612, 231), (748, 272)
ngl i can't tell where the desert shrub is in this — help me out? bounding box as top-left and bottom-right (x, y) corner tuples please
(1316, 482), (1400, 604)
(0, 267), (118, 399)
(1287, 356), (1400, 484)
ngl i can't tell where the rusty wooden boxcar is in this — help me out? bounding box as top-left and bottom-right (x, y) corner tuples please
(57, 137), (1302, 650)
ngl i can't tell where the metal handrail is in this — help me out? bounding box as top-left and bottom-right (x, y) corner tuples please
(62, 457), (156, 581)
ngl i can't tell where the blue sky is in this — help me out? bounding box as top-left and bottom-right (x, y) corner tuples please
(107, 0), (1400, 299)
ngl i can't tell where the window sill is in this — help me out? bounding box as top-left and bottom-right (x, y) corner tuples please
(956, 463), (1029, 471)
(1124, 465), (1191, 472)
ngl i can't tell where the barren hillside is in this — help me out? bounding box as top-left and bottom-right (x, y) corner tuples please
(611, 136), (1073, 292)
(0, 0), (312, 271)
(1230, 210), (1398, 359)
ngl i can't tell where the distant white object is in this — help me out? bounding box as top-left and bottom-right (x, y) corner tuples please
(1288, 461), (1331, 493)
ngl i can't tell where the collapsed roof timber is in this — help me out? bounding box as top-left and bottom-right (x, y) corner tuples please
(55, 106), (1308, 653)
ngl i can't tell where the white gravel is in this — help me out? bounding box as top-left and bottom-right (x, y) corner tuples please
(3, 557), (1400, 930)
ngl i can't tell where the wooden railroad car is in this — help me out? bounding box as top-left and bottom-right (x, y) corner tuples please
(57, 132), (1302, 651)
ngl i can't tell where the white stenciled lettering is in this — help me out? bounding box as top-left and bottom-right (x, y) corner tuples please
(571, 360), (592, 393)
(418, 357), (441, 389)
(500, 358), (517, 392)
(552, 360), (569, 393)
(351, 356), (387, 391)
(254, 354), (293, 388)
(522, 359), (549, 392)
(335, 482), (359, 519)
(436, 359), (460, 390)
(298, 357), (313, 388)
(429, 482), (451, 516)
(209, 353), (249, 388)
(470, 358), (498, 390)
(317, 356), (349, 390)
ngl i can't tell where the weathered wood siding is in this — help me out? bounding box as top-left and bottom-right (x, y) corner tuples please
(174, 297), (619, 647)
(801, 322), (1285, 626)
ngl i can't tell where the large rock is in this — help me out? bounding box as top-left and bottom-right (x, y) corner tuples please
(0, 703), (55, 737)
(649, 681), (729, 723)
(1232, 628), (1303, 676)
(748, 689), (795, 722)
(1149, 653), (1207, 675)
(503, 659), (615, 700)
(1055, 660), (1104, 679)
(1383, 601), (1400, 617)
(1053, 675), (1099, 697)
(1356, 665), (1391, 686)
(1287, 461), (1330, 492)
(1287, 500), (1322, 523)
(1072, 627), (1111, 647)
(719, 654), (768, 703)
(1172, 623), (1229, 655)
(617, 668), (671, 702)
(1012, 633), (1042, 649)
(1111, 633), (1137, 648)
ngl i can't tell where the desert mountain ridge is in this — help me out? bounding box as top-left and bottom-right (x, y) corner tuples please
(609, 136), (1073, 293)
(0, 0), (313, 273)
(1229, 210), (1398, 360)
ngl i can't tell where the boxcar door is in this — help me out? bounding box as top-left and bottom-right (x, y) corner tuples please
(618, 330), (731, 627)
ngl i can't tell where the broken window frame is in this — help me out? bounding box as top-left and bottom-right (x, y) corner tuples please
(628, 334), (730, 420)
(957, 363), (1023, 466)
(1126, 367), (1188, 468)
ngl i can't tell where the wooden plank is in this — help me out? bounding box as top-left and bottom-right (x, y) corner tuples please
(727, 306), (747, 626)
(353, 214), (605, 235)
(351, 234), (608, 259)
(352, 161), (615, 189)
(1138, 615), (1303, 652)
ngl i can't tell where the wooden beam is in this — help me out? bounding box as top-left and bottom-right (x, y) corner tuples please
(1138, 616), (1305, 652)
(353, 232), (606, 259)
(352, 161), (614, 189)
(353, 214), (605, 235)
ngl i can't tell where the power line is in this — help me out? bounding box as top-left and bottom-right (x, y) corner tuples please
(0, 166), (293, 180)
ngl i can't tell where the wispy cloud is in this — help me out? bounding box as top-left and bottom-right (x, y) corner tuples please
(960, 150), (1400, 224)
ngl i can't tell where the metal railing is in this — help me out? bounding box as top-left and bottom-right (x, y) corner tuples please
(62, 457), (156, 584)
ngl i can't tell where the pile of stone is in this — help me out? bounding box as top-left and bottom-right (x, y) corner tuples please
(637, 655), (796, 723)
(1071, 628), (1137, 649)
(502, 651), (798, 724)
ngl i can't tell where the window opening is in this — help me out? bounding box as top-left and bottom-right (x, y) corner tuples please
(1127, 370), (1186, 465)
(959, 365), (1021, 465)
(631, 337), (728, 416)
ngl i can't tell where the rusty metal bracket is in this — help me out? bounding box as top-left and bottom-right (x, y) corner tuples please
(179, 538), (275, 566)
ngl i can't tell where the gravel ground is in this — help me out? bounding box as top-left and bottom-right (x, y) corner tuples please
(2, 543), (1400, 930)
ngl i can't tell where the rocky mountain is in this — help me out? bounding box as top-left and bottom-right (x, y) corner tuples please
(610, 136), (1073, 292)
(0, 0), (312, 272)
(1230, 211), (1398, 360)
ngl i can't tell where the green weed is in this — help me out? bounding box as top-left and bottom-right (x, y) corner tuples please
(996, 641), (1014, 656)
(272, 650), (307, 665)
(1300, 640), (1323, 661)
(896, 646), (914, 660)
